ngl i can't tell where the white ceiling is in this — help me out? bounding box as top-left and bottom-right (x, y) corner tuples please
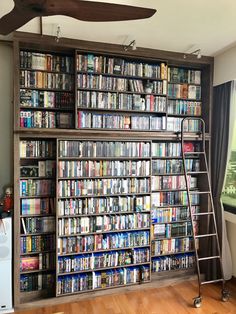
(1, 0), (236, 56)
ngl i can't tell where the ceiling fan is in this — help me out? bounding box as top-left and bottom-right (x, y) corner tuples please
(0, 0), (156, 35)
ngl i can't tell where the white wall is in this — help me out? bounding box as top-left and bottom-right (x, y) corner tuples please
(214, 46), (236, 86)
(0, 44), (13, 198)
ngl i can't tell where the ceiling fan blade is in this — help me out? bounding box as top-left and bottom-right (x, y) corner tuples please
(0, 6), (36, 35)
(46, 0), (156, 22)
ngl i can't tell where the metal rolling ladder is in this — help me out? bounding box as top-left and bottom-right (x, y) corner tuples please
(180, 117), (229, 308)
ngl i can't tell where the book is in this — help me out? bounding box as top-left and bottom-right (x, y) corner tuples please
(20, 256), (39, 271)
(113, 58), (124, 75)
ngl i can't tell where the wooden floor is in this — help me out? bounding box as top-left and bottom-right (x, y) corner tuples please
(14, 279), (236, 314)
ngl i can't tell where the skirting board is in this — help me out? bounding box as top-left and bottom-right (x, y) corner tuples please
(0, 309), (14, 314)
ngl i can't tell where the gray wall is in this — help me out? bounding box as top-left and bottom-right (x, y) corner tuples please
(0, 44), (13, 198)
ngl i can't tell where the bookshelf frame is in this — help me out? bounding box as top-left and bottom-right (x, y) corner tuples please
(13, 31), (213, 308)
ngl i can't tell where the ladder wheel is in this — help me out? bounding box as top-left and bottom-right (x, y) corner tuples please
(193, 297), (202, 308)
(221, 289), (230, 302)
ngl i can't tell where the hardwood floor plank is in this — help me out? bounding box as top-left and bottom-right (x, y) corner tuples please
(14, 279), (236, 314)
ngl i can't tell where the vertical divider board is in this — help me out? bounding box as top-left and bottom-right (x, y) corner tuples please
(13, 133), (21, 306)
(55, 138), (59, 297)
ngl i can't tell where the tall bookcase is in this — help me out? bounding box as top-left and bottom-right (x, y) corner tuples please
(13, 31), (213, 307)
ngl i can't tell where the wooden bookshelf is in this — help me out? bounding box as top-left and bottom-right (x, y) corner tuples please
(13, 31), (213, 307)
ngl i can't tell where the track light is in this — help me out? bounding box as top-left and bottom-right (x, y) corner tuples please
(55, 25), (61, 43)
(183, 48), (202, 60)
(192, 49), (202, 59)
(124, 40), (137, 51)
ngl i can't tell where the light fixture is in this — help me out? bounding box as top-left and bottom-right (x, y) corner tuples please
(192, 49), (202, 59)
(183, 48), (202, 60)
(123, 40), (137, 51)
(55, 25), (61, 43)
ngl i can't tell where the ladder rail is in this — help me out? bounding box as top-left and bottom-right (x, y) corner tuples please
(203, 152), (225, 286)
(180, 117), (226, 298)
(181, 118), (203, 297)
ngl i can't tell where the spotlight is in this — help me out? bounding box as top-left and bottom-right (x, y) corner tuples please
(124, 40), (137, 51)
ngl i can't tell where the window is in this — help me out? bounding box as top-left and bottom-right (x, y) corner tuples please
(222, 121), (236, 208)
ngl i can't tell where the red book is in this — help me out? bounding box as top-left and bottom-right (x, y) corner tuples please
(183, 142), (194, 152)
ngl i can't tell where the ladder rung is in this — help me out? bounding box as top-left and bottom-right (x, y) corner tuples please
(195, 233), (217, 239)
(187, 171), (208, 175)
(192, 211), (214, 216)
(184, 152), (205, 155)
(198, 256), (220, 261)
(189, 191), (210, 195)
(200, 278), (224, 285)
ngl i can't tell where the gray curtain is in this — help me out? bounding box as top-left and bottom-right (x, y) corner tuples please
(209, 81), (232, 280)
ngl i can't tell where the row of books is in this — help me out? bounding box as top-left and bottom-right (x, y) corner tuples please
(57, 266), (150, 295)
(152, 142), (199, 157)
(77, 90), (167, 112)
(20, 234), (55, 254)
(20, 51), (74, 73)
(58, 140), (151, 158)
(57, 195), (151, 216)
(20, 252), (55, 271)
(77, 111), (166, 131)
(58, 178), (150, 197)
(151, 175), (197, 190)
(77, 73), (167, 95)
(20, 89), (74, 109)
(57, 231), (150, 254)
(77, 73), (128, 91)
(151, 221), (192, 239)
(168, 67), (201, 85)
(20, 273), (54, 292)
(168, 83), (201, 100)
(151, 237), (194, 256)
(21, 197), (55, 215)
(152, 192), (199, 207)
(129, 79), (150, 94)
(20, 160), (55, 178)
(152, 159), (200, 175)
(58, 213), (150, 236)
(151, 206), (200, 223)
(167, 100), (201, 116)
(20, 110), (73, 129)
(20, 179), (55, 197)
(20, 140), (55, 158)
(58, 160), (150, 178)
(76, 53), (167, 79)
(21, 217), (55, 234)
(20, 70), (74, 90)
(166, 117), (200, 132)
(152, 253), (195, 272)
(58, 248), (150, 273)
